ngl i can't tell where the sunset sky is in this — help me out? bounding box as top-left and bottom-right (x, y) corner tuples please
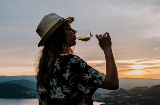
(0, 0), (160, 79)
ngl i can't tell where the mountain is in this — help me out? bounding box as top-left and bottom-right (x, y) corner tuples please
(0, 76), (160, 94)
(142, 84), (160, 96)
(0, 75), (160, 100)
(119, 78), (160, 89)
(108, 88), (128, 95)
(0, 75), (36, 82)
(0, 79), (37, 98)
(94, 84), (160, 105)
(108, 84), (160, 96)
(95, 78), (160, 93)
(4, 79), (36, 90)
(0, 83), (37, 98)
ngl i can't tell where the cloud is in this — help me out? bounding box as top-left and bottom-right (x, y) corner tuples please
(153, 47), (160, 51)
(116, 60), (137, 64)
(86, 60), (105, 64)
(116, 58), (160, 64)
(115, 58), (160, 74)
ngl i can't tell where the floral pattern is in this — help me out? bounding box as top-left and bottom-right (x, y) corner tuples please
(37, 54), (106, 105)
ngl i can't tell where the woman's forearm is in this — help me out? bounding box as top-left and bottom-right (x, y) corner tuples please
(103, 48), (119, 89)
(104, 48), (118, 78)
(95, 32), (119, 89)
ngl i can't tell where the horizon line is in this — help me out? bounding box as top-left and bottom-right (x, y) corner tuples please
(0, 75), (160, 80)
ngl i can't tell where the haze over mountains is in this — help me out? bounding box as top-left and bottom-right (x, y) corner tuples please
(0, 75), (160, 94)
(0, 75), (36, 82)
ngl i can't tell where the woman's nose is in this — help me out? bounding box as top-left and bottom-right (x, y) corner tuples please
(75, 30), (77, 34)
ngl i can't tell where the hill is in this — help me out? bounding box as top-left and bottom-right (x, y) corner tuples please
(0, 79), (37, 98)
(94, 84), (160, 105)
(142, 84), (160, 96)
(0, 75), (36, 82)
(0, 83), (37, 98)
(95, 78), (160, 93)
(4, 79), (36, 90)
(0, 76), (160, 94)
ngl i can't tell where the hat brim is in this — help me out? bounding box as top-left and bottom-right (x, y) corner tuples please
(38, 17), (74, 47)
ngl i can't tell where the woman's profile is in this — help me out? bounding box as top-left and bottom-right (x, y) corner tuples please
(36, 13), (119, 105)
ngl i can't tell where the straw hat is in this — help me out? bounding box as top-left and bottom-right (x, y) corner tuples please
(36, 13), (74, 47)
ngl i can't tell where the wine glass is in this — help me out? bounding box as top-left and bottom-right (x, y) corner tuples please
(76, 30), (93, 42)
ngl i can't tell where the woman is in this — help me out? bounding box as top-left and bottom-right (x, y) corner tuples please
(36, 13), (119, 105)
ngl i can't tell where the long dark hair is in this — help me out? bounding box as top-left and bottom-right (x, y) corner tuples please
(36, 22), (74, 88)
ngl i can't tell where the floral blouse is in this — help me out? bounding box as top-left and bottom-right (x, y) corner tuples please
(37, 54), (106, 105)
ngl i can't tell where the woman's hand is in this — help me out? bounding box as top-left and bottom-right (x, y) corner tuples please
(96, 32), (112, 51)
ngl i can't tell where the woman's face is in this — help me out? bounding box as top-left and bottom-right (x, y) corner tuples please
(64, 22), (77, 47)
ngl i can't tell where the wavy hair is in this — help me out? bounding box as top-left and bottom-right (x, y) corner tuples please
(36, 22), (74, 88)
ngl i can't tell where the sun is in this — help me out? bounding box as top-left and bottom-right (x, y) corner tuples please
(131, 69), (142, 75)
(131, 64), (145, 75)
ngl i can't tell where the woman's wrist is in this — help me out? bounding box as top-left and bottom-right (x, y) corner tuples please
(103, 47), (112, 52)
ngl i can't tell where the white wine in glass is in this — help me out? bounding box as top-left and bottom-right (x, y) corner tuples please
(76, 30), (93, 42)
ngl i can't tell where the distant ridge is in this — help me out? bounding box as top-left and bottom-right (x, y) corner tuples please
(0, 83), (37, 98)
(0, 75), (160, 94)
(95, 78), (160, 93)
(0, 75), (36, 82)
(4, 79), (36, 90)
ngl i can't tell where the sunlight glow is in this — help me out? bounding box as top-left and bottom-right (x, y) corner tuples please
(131, 64), (145, 70)
(131, 69), (142, 75)
(131, 64), (145, 75)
